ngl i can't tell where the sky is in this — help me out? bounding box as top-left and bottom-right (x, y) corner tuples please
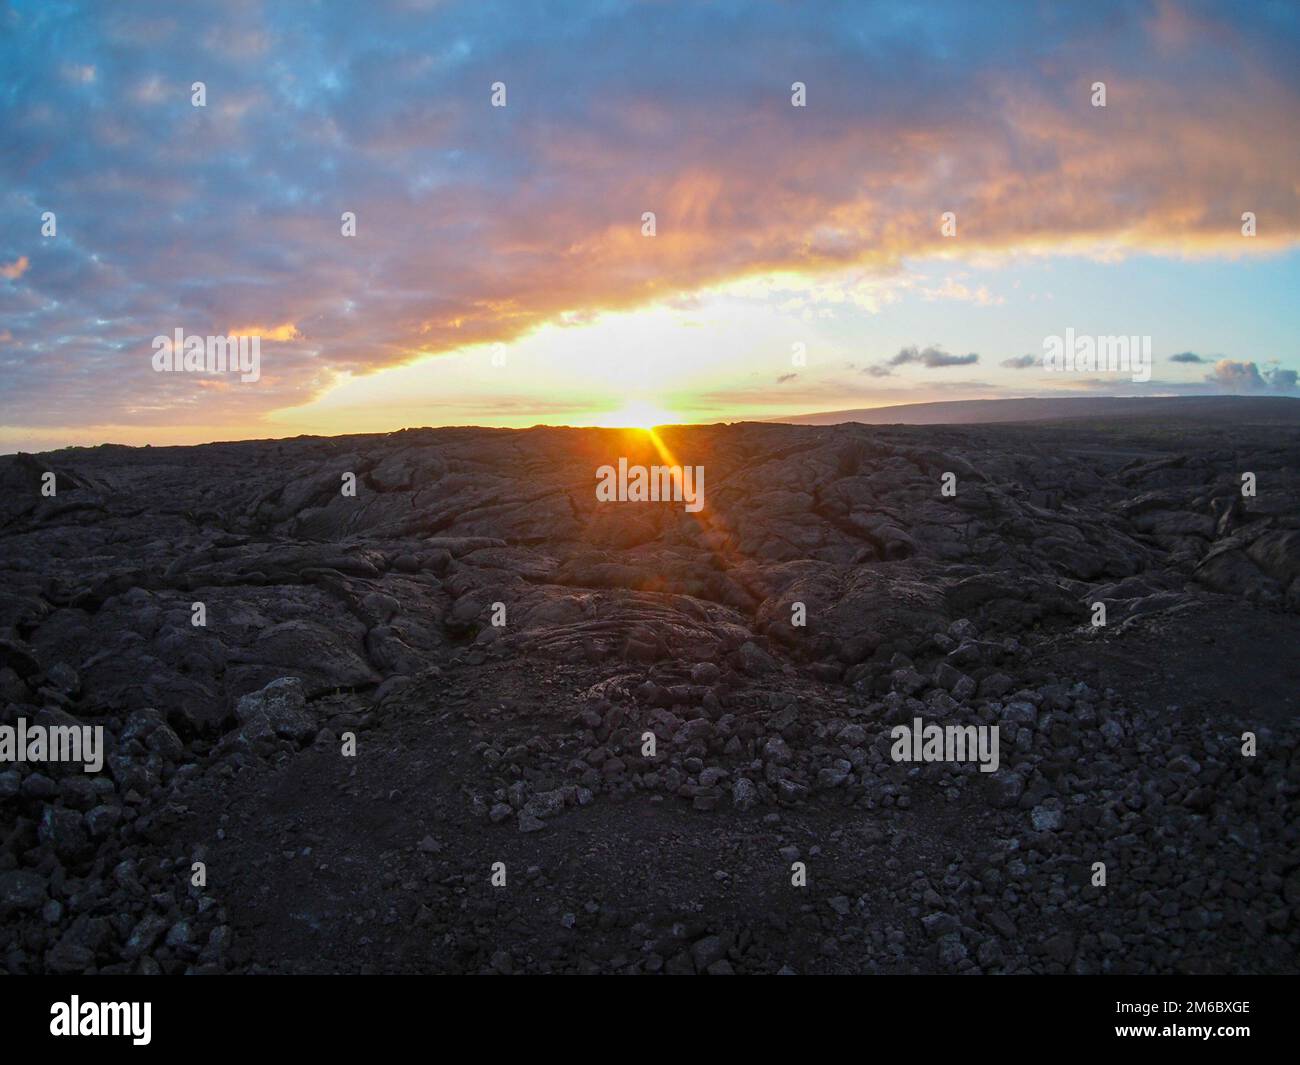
(1, 0), (1298, 451)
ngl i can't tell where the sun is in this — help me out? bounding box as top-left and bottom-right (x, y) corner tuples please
(595, 400), (678, 430)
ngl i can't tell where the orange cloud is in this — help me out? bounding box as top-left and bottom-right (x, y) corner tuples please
(1, 256), (29, 280)
(228, 322), (301, 341)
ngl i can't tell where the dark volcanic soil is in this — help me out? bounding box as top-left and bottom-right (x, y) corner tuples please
(1, 414), (1298, 974)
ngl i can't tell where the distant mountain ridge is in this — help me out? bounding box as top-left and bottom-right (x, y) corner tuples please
(773, 395), (1300, 426)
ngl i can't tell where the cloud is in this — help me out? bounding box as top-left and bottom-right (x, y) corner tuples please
(861, 365), (894, 378)
(61, 63), (96, 84)
(921, 279), (1002, 305)
(1170, 351), (1207, 363)
(889, 345), (979, 368)
(1204, 359), (1299, 393)
(776, 372), (798, 384)
(1, 256), (30, 280)
(227, 322), (302, 342)
(1, 0), (1298, 434)
(1000, 354), (1038, 369)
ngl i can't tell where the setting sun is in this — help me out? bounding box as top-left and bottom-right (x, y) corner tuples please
(594, 400), (680, 430)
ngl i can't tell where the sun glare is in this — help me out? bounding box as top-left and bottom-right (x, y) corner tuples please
(596, 400), (678, 430)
